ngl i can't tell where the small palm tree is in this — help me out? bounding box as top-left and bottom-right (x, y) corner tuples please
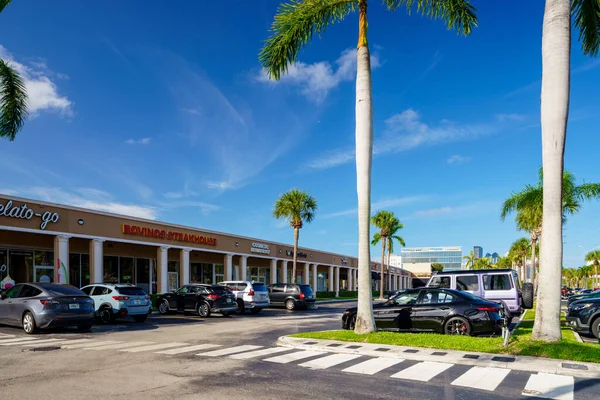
(371, 210), (397, 300)
(273, 189), (317, 284)
(463, 251), (476, 270)
(431, 263), (443, 272)
(385, 219), (405, 283)
(260, 0), (478, 335)
(585, 250), (600, 288)
(510, 238), (530, 282)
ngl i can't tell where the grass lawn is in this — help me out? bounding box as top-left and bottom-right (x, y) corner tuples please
(291, 310), (600, 363)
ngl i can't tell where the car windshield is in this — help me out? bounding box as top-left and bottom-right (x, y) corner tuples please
(117, 287), (147, 296)
(253, 283), (268, 292)
(46, 285), (86, 296)
(299, 285), (313, 295)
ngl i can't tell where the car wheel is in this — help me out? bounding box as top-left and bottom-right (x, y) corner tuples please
(98, 306), (114, 324)
(197, 302), (211, 318)
(591, 316), (600, 338)
(22, 312), (37, 335)
(444, 317), (471, 336)
(521, 283), (534, 309)
(158, 299), (170, 315)
(237, 299), (246, 314)
(348, 315), (357, 330)
(76, 323), (93, 333)
(133, 315), (148, 323)
(285, 299), (296, 311)
(251, 308), (261, 314)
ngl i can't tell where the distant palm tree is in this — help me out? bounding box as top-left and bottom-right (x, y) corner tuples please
(431, 262), (443, 272)
(371, 210), (399, 300)
(495, 256), (512, 269)
(260, 0), (478, 335)
(462, 251), (476, 270)
(473, 257), (492, 270)
(273, 189), (317, 284)
(385, 218), (405, 283)
(585, 250), (600, 288)
(510, 238), (530, 282)
(0, 1), (28, 141)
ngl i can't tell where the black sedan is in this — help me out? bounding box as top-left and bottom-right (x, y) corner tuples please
(342, 288), (504, 336)
(156, 284), (237, 317)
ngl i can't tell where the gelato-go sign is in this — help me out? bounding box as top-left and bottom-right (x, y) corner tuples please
(0, 199), (60, 230)
(122, 224), (217, 246)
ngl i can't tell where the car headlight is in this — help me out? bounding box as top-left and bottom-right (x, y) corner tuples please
(571, 303), (593, 312)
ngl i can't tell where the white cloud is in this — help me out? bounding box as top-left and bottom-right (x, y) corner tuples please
(257, 48), (381, 103)
(125, 138), (152, 145)
(163, 192), (184, 199)
(0, 45), (72, 115)
(157, 200), (220, 216)
(181, 107), (202, 116)
(322, 196), (427, 219)
(495, 113), (526, 122)
(206, 180), (234, 190)
(413, 206), (453, 217)
(447, 155), (471, 165)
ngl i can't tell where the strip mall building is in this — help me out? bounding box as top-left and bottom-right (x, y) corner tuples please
(0, 195), (412, 295)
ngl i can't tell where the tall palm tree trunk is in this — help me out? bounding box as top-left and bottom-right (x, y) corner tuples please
(595, 261), (599, 288)
(379, 238), (386, 300)
(522, 255), (527, 282)
(292, 226), (299, 283)
(531, 235), (538, 292)
(355, 0), (375, 334)
(533, 0), (570, 342)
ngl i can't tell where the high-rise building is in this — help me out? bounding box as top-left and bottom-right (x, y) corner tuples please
(491, 252), (499, 264)
(474, 246), (483, 259)
(401, 246), (463, 275)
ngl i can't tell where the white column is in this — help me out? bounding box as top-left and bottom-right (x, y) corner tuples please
(352, 269), (357, 291)
(282, 261), (288, 283)
(328, 266), (334, 291)
(347, 268), (352, 292)
(157, 246), (169, 294)
(304, 263), (310, 285)
(54, 235), (69, 284)
(89, 239), (104, 284)
(312, 264), (318, 292)
(224, 254), (233, 281)
(180, 249), (190, 287)
(270, 259), (278, 285)
(335, 266), (340, 297)
(241, 256), (248, 281)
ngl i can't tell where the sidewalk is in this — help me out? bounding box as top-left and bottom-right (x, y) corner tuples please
(277, 335), (600, 379)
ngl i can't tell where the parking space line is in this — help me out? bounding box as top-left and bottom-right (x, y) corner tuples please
(155, 344), (222, 355)
(229, 347), (290, 360)
(522, 373), (574, 400)
(451, 366), (511, 391)
(263, 350), (327, 364)
(342, 357), (404, 375)
(196, 345), (263, 357)
(298, 353), (362, 370)
(85, 341), (156, 351)
(61, 341), (121, 349)
(390, 361), (453, 382)
(119, 342), (189, 353)
(0, 337), (42, 345)
(22, 339), (93, 347)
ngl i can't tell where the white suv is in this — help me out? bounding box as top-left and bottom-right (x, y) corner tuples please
(81, 283), (152, 323)
(218, 281), (270, 314)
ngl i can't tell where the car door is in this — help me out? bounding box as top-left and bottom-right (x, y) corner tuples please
(374, 289), (421, 331)
(173, 286), (189, 310)
(184, 286), (199, 310)
(13, 284), (41, 323)
(412, 289), (457, 332)
(0, 285), (22, 325)
(482, 273), (514, 306)
(270, 284), (285, 305)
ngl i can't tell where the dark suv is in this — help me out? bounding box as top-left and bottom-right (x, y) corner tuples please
(156, 284), (237, 317)
(566, 298), (600, 338)
(267, 284), (316, 310)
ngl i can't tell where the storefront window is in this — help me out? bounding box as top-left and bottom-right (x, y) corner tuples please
(70, 253), (81, 288)
(103, 256), (118, 283)
(0, 248), (7, 284)
(136, 258), (150, 293)
(190, 263), (202, 283)
(33, 250), (54, 283)
(202, 263), (213, 284)
(120, 257), (134, 284)
(10, 250), (34, 283)
(215, 263), (224, 283)
(167, 261), (179, 291)
(81, 254), (90, 287)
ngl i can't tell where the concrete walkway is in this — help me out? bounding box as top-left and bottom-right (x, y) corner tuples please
(277, 335), (600, 379)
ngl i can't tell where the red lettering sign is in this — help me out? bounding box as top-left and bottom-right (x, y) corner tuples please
(121, 224), (217, 246)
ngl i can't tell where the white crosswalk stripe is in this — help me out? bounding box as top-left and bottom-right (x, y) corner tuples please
(522, 373), (574, 400)
(0, 334), (16, 339)
(85, 341), (156, 351)
(120, 342), (189, 353)
(342, 357), (404, 375)
(451, 366), (511, 391)
(22, 339), (93, 347)
(0, 337), (41, 345)
(229, 347), (290, 360)
(197, 345), (263, 357)
(155, 344), (222, 355)
(391, 361), (453, 382)
(263, 350), (327, 364)
(1, 338), (64, 346)
(299, 353), (362, 370)
(61, 341), (121, 349)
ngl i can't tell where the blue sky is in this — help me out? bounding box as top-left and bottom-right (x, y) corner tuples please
(1, 1), (599, 268)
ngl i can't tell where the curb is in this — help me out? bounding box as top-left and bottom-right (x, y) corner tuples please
(276, 335), (600, 379)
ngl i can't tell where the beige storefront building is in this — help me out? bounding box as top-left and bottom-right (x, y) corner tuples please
(0, 194), (411, 295)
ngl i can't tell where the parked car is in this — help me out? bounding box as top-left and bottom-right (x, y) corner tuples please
(217, 281), (270, 314)
(0, 283), (95, 334)
(566, 298), (600, 338)
(156, 284), (237, 317)
(341, 287), (504, 336)
(425, 269), (533, 317)
(267, 283), (316, 310)
(567, 288), (600, 307)
(80, 283), (151, 324)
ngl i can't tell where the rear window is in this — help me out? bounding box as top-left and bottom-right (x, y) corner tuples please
(117, 287), (147, 296)
(252, 283), (267, 292)
(299, 285), (314, 295)
(456, 275), (478, 291)
(210, 286), (231, 294)
(483, 274), (513, 291)
(46, 285), (86, 296)
(429, 276), (451, 288)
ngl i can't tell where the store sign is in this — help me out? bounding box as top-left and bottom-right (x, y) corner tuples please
(0, 199), (60, 230)
(251, 242), (270, 254)
(122, 224), (217, 246)
(341, 257), (348, 266)
(285, 250), (307, 258)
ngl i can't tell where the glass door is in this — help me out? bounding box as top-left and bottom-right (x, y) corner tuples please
(167, 272), (178, 292)
(34, 265), (54, 283)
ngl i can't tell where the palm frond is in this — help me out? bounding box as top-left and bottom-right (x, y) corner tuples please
(0, 59), (28, 141)
(273, 188), (318, 225)
(371, 232), (382, 246)
(0, 0), (12, 13)
(392, 235), (405, 247)
(573, 0), (600, 56)
(384, 0), (478, 35)
(259, 0), (357, 80)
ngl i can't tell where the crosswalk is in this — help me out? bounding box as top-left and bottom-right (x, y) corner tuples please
(0, 333), (589, 399)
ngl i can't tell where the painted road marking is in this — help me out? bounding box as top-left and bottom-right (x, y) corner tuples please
(85, 341), (155, 351)
(229, 347), (290, 360)
(522, 373), (574, 400)
(196, 345), (263, 357)
(0, 337), (42, 345)
(299, 353), (362, 370)
(342, 357), (404, 375)
(451, 366), (511, 391)
(120, 342), (189, 353)
(22, 339), (93, 347)
(391, 361), (453, 382)
(0, 338), (64, 346)
(155, 344), (222, 355)
(62, 341), (121, 349)
(263, 350), (327, 364)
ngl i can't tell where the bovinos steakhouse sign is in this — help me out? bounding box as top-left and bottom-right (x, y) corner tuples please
(122, 224), (217, 246)
(0, 199), (60, 230)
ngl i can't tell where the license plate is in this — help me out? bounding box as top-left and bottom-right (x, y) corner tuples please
(134, 300), (142, 305)
(69, 303), (79, 309)
(226, 298), (232, 303)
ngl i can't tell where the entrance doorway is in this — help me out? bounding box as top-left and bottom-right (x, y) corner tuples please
(34, 265), (54, 283)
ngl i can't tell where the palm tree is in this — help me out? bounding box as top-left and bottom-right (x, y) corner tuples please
(463, 251), (476, 270)
(585, 250), (600, 288)
(260, 0), (478, 335)
(535, 0), (600, 342)
(431, 262), (443, 272)
(510, 238), (530, 282)
(0, 0), (28, 141)
(385, 218), (405, 286)
(273, 189), (317, 284)
(473, 257), (492, 270)
(371, 210), (397, 300)
(495, 256), (512, 270)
